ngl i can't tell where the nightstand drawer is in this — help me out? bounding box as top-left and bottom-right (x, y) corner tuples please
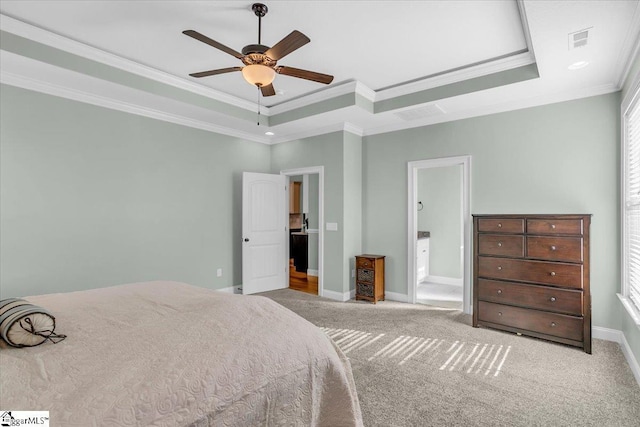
(478, 234), (524, 257)
(477, 218), (524, 234)
(478, 257), (583, 289)
(477, 279), (583, 316)
(357, 268), (374, 283)
(527, 236), (583, 262)
(478, 301), (583, 341)
(357, 282), (374, 298)
(527, 218), (583, 235)
(357, 257), (374, 269)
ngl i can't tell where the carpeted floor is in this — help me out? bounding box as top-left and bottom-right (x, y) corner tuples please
(261, 288), (640, 427)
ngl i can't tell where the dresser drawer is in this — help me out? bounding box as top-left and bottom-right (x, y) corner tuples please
(527, 236), (583, 262)
(527, 218), (583, 235)
(477, 257), (583, 289)
(357, 257), (375, 269)
(478, 301), (583, 341)
(477, 279), (583, 315)
(478, 234), (524, 257)
(477, 218), (524, 234)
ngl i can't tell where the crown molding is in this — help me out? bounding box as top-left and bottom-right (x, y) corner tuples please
(615, 1), (640, 89)
(344, 122), (365, 137)
(363, 82), (618, 138)
(0, 13), (260, 113)
(355, 81), (376, 103)
(517, 0), (537, 64)
(269, 122), (363, 145)
(374, 51), (535, 103)
(0, 69), (269, 145)
(267, 80), (361, 115)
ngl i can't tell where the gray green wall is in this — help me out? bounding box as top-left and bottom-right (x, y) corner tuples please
(0, 84), (270, 298)
(271, 131), (362, 295)
(363, 93), (620, 330)
(417, 165), (462, 279)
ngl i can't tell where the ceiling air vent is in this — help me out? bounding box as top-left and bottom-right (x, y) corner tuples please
(394, 104), (445, 121)
(568, 27), (592, 50)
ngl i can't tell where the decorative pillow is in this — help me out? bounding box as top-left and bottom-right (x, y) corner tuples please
(0, 298), (66, 347)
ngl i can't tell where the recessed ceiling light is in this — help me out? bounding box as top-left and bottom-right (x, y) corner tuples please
(568, 61), (589, 70)
(265, 131), (275, 136)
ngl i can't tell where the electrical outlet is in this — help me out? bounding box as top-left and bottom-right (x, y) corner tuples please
(351, 269), (355, 278)
(217, 268), (222, 277)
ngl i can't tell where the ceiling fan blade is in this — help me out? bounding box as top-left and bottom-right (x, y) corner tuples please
(189, 67), (242, 78)
(265, 30), (310, 61)
(260, 83), (276, 97)
(277, 66), (334, 84)
(183, 30), (244, 59)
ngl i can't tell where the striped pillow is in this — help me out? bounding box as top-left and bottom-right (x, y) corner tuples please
(0, 298), (66, 347)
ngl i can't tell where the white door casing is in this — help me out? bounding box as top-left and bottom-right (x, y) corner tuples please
(242, 172), (287, 294)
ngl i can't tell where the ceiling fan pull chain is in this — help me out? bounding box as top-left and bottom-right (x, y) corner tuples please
(257, 86), (261, 126)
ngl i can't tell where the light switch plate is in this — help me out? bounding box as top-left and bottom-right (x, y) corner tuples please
(326, 222), (338, 231)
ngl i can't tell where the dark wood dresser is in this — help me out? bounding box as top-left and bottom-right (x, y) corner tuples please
(355, 255), (385, 304)
(472, 214), (591, 353)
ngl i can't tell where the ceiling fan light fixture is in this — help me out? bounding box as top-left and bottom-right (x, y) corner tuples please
(242, 64), (276, 87)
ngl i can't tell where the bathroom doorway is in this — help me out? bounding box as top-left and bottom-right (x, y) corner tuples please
(407, 156), (471, 313)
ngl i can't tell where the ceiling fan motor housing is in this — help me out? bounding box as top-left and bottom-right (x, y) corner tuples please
(242, 46), (277, 67)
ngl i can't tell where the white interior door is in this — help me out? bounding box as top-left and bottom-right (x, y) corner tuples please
(242, 172), (287, 295)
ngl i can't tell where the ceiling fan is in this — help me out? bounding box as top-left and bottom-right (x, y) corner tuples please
(183, 3), (334, 97)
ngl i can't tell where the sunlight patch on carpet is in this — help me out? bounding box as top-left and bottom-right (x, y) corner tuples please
(320, 327), (511, 377)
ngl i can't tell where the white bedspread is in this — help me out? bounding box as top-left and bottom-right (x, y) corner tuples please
(0, 281), (363, 426)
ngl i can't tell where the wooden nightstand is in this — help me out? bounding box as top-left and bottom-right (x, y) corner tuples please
(355, 255), (385, 304)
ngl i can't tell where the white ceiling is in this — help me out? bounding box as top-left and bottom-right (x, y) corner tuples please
(1, 1), (639, 144)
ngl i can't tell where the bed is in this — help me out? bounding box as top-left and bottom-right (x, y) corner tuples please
(0, 281), (363, 426)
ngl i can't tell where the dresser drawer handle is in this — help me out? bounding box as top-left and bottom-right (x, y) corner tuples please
(497, 223), (502, 228)
(550, 271), (556, 276)
(498, 312), (502, 316)
(497, 242), (502, 247)
(551, 322), (556, 327)
(551, 245), (557, 251)
(497, 289), (502, 294)
(497, 266), (502, 271)
(550, 297), (556, 302)
(551, 224), (556, 229)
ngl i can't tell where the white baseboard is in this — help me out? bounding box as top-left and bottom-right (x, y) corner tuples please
(621, 332), (640, 387)
(423, 275), (463, 287)
(592, 326), (623, 342)
(385, 291), (409, 303)
(216, 285), (241, 294)
(322, 288), (352, 302)
(593, 326), (640, 387)
(307, 269), (319, 277)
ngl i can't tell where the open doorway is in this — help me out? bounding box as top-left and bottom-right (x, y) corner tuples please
(408, 156), (471, 313)
(281, 167), (324, 297)
(415, 165), (463, 309)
